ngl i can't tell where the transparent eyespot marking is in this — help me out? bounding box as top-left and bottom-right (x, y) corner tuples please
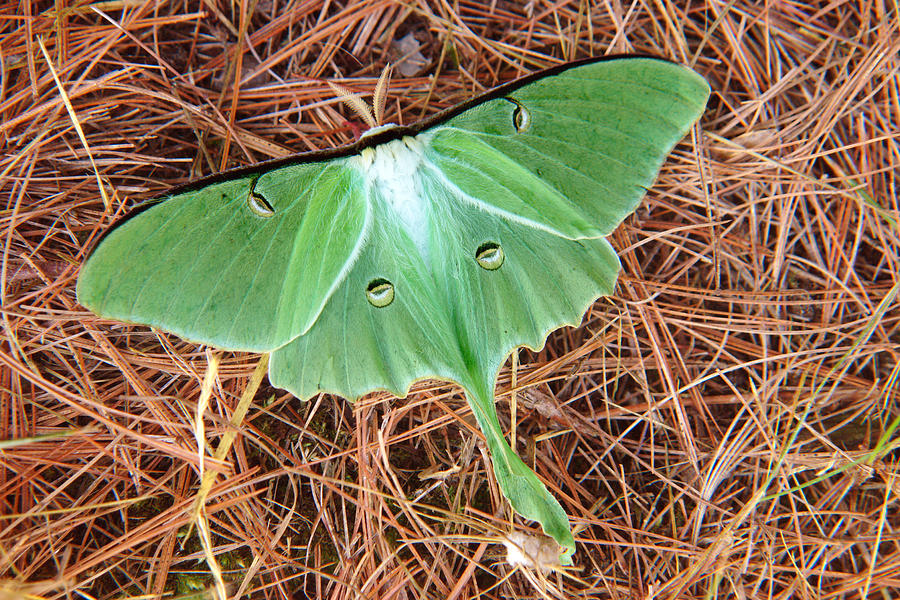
(366, 278), (394, 307)
(475, 242), (504, 270)
(247, 181), (275, 217)
(504, 98), (531, 133)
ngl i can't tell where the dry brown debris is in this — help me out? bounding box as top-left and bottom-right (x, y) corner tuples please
(1, 1), (899, 598)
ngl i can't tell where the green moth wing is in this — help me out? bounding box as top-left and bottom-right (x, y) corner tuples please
(270, 179), (620, 399)
(269, 181), (621, 552)
(426, 62), (705, 238)
(77, 56), (710, 564)
(77, 163), (368, 351)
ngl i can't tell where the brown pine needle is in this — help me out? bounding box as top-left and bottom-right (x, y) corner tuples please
(3, 2), (899, 598)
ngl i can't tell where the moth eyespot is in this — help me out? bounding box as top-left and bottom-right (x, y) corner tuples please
(366, 278), (394, 307)
(475, 242), (504, 270)
(512, 104), (531, 133)
(247, 192), (275, 217)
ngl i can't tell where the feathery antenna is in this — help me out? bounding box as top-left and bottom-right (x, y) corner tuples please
(373, 63), (392, 127)
(328, 81), (376, 129)
(328, 64), (394, 133)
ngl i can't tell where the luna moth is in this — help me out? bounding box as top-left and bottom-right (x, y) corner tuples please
(77, 56), (709, 564)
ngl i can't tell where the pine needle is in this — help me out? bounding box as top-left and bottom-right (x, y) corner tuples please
(4, 2), (899, 597)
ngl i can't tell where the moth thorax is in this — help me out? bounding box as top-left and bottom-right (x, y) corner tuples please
(364, 136), (431, 258)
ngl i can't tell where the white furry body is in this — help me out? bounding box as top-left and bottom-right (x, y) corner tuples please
(354, 134), (432, 259)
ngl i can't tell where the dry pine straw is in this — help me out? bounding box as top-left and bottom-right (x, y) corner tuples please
(1, 1), (899, 599)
